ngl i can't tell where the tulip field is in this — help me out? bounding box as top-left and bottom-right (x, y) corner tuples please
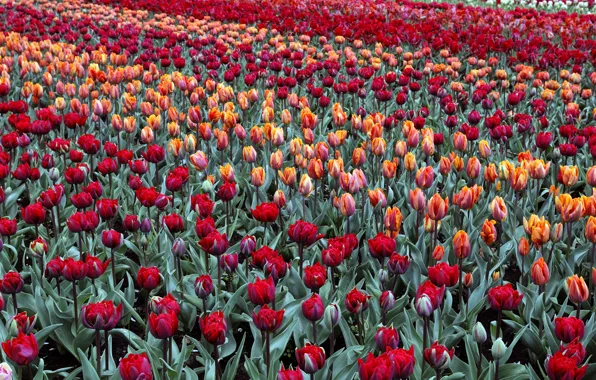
(3, 0), (596, 378)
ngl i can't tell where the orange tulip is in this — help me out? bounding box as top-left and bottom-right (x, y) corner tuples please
(509, 167), (528, 192)
(384, 206), (403, 233)
(453, 185), (482, 210)
(558, 166), (579, 187)
(415, 166), (434, 189)
(427, 194), (449, 221)
(409, 188), (426, 212)
(432, 245), (445, 261)
(531, 258), (550, 286)
(299, 174), (313, 197)
(566, 275), (589, 304)
(453, 230), (471, 259)
(278, 167), (297, 187)
(480, 219), (497, 246)
(518, 237), (530, 256)
(585, 216), (596, 243)
(587, 166), (596, 187)
(490, 196), (507, 222)
(339, 193), (356, 217)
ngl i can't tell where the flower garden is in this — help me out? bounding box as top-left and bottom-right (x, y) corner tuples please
(0, 0), (595, 378)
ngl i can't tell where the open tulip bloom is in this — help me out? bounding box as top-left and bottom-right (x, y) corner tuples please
(3, 0), (596, 378)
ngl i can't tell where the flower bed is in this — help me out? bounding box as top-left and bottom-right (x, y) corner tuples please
(0, 0), (594, 379)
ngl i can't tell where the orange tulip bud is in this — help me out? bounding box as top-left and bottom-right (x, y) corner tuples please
(453, 230), (471, 259)
(432, 245), (445, 261)
(566, 275), (589, 304)
(189, 151), (208, 171)
(409, 188), (426, 212)
(299, 174), (313, 197)
(490, 196), (507, 222)
(427, 194), (449, 221)
(424, 214), (440, 233)
(464, 272), (473, 288)
(384, 206), (403, 233)
(480, 219), (497, 246)
(531, 258), (550, 286)
(558, 166), (579, 187)
(518, 237), (530, 257)
(340, 193), (356, 217)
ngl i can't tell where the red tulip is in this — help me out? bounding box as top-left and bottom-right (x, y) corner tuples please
(321, 247), (343, 267)
(199, 231), (229, 256)
(96, 199), (119, 220)
(252, 304), (284, 332)
(194, 217), (216, 239)
(488, 284), (523, 311)
(142, 145), (165, 163)
(71, 192), (93, 209)
(247, 277), (276, 306)
(0, 218), (17, 237)
(288, 220), (324, 246)
(199, 311), (227, 346)
(301, 293), (324, 321)
(0, 271), (23, 294)
(424, 341), (454, 370)
(102, 229), (122, 249)
(217, 182), (237, 202)
(251, 202), (279, 223)
(148, 311), (178, 339)
(162, 213), (184, 233)
(303, 262), (327, 291)
(194, 275), (214, 299)
(555, 317), (585, 344)
(387, 253), (410, 275)
(358, 352), (395, 380)
(545, 350), (586, 380)
(368, 232), (396, 259)
(45, 257), (64, 279)
(428, 262), (459, 287)
(10, 312), (36, 335)
(81, 300), (122, 330)
(137, 267), (161, 291)
(85, 256), (110, 279)
(415, 281), (445, 311)
(345, 288), (370, 314)
(150, 294), (180, 316)
(295, 343), (326, 374)
(119, 352), (153, 380)
(374, 326), (400, 351)
(62, 258), (88, 282)
(277, 364), (303, 380)
(123, 215), (141, 232)
(21, 202), (46, 225)
(2, 333), (39, 366)
(191, 194), (214, 218)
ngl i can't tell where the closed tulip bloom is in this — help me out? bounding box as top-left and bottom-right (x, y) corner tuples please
(137, 267), (161, 291)
(339, 193), (356, 217)
(427, 194), (449, 221)
(251, 202), (279, 223)
(531, 258), (550, 286)
(199, 311), (227, 346)
(85, 256), (110, 279)
(301, 293), (324, 321)
(345, 288), (371, 314)
(299, 174), (313, 197)
(288, 220), (323, 246)
(567, 275), (589, 304)
(490, 196), (507, 222)
(81, 300), (122, 330)
(558, 166), (579, 187)
(545, 350), (587, 380)
(424, 341), (454, 370)
(194, 275), (214, 299)
(295, 344), (325, 374)
(189, 151), (208, 171)
(374, 326), (400, 351)
(384, 206), (403, 234)
(453, 230), (471, 259)
(415, 166), (434, 189)
(480, 219), (497, 246)
(199, 231), (229, 256)
(404, 152), (417, 172)
(101, 229), (122, 249)
(303, 263), (327, 291)
(518, 237), (530, 257)
(585, 216), (596, 243)
(368, 232), (396, 259)
(487, 284), (523, 311)
(148, 311), (178, 339)
(61, 258), (88, 282)
(21, 202), (46, 225)
(555, 317), (585, 343)
(428, 262), (459, 287)
(251, 167), (265, 187)
(2, 333), (38, 366)
(118, 353), (152, 380)
(0, 271), (23, 294)
(248, 277), (276, 306)
(252, 305), (284, 332)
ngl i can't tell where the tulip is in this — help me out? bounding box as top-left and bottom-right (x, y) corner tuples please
(567, 275), (589, 317)
(81, 301), (123, 371)
(424, 341), (454, 373)
(555, 317), (585, 344)
(303, 263), (327, 292)
(277, 365), (303, 380)
(2, 333), (38, 366)
(295, 344), (325, 374)
(288, 220), (324, 277)
(428, 262), (459, 287)
(488, 283), (523, 338)
(531, 258), (550, 286)
(118, 353), (152, 380)
(374, 326), (400, 351)
(427, 194), (449, 221)
(545, 350), (587, 380)
(248, 277), (276, 307)
(199, 311), (227, 379)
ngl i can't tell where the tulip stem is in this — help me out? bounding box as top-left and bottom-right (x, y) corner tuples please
(476, 341), (482, 375)
(496, 310), (502, 339)
(95, 330), (101, 374)
(162, 338), (168, 378)
(299, 243), (304, 279)
(458, 257), (464, 313)
(105, 330), (110, 371)
(576, 302), (581, 319)
(214, 345), (221, 380)
(111, 248), (116, 285)
(312, 320), (317, 344)
(265, 332), (270, 377)
(73, 281), (78, 330)
(10, 292), (19, 317)
(436, 369), (441, 380)
(495, 360), (500, 380)
(217, 256), (222, 296)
